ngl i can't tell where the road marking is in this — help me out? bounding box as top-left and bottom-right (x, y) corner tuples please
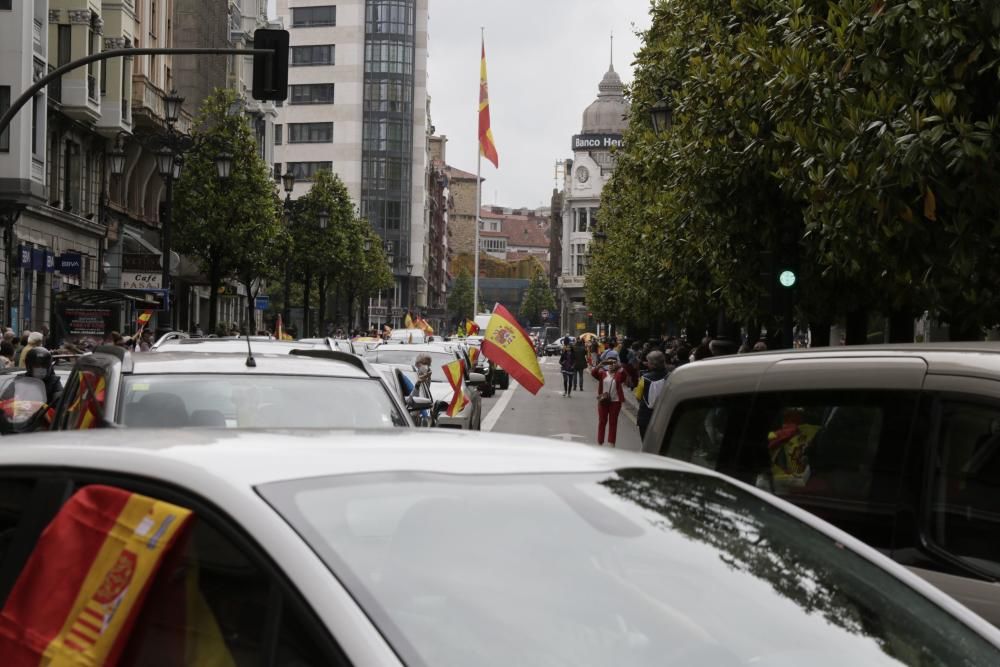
(482, 379), (518, 432)
(551, 433), (585, 441)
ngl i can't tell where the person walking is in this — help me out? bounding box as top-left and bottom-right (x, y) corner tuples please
(572, 339), (588, 391)
(559, 344), (575, 397)
(635, 350), (672, 440)
(18, 331), (43, 368)
(591, 351), (628, 446)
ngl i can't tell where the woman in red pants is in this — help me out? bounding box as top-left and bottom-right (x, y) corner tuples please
(590, 351), (628, 446)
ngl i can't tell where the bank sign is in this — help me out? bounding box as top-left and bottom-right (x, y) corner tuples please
(572, 133), (624, 151)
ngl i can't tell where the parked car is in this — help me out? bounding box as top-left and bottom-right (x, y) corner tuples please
(386, 328), (427, 345)
(0, 430), (997, 665)
(364, 344), (484, 429)
(49, 346), (411, 430)
(464, 336), (510, 390)
(639, 342), (1000, 626)
(544, 335), (575, 356)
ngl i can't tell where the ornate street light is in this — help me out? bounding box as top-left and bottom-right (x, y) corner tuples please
(282, 170), (295, 194)
(650, 97), (673, 135)
(172, 155), (183, 181)
(108, 141), (127, 176)
(164, 89), (184, 127)
(407, 263), (413, 275)
(155, 147), (175, 179)
(317, 209), (329, 230)
(364, 237), (371, 252)
(214, 152), (233, 180)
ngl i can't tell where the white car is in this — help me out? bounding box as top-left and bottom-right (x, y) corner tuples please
(0, 430), (998, 666)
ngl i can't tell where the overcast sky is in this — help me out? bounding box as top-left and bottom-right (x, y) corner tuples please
(429, 0), (652, 208)
(269, 0), (653, 208)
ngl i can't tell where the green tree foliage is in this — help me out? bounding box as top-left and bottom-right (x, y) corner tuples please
(520, 272), (557, 326)
(173, 88), (286, 333)
(448, 270), (475, 324)
(590, 0), (1000, 341)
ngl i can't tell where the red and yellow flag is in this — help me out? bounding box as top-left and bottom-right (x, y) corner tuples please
(468, 346), (481, 368)
(481, 303), (544, 394)
(466, 319), (480, 335)
(478, 38), (499, 169)
(442, 358), (470, 417)
(137, 310), (153, 328)
(0, 485), (193, 667)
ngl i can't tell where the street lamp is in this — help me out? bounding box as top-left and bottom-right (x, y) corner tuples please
(363, 237), (371, 252)
(650, 97), (673, 135)
(155, 148), (175, 178)
(108, 140), (127, 176)
(406, 263), (413, 275)
(282, 170), (295, 195)
(164, 90), (184, 127)
(172, 154), (183, 181)
(215, 152), (233, 180)
(317, 208), (329, 230)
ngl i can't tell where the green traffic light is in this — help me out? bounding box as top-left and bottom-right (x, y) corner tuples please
(779, 270), (797, 288)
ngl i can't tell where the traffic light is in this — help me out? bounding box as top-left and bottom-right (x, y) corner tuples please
(252, 29), (289, 101)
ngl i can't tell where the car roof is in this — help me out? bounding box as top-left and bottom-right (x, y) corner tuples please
(113, 351), (371, 378)
(367, 344), (457, 354)
(154, 338), (331, 354)
(683, 342), (1000, 378)
(0, 429), (698, 486)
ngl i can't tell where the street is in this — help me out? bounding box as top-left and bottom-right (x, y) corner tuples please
(479, 355), (642, 450)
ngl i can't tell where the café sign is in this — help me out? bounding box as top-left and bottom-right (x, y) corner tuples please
(121, 273), (163, 290)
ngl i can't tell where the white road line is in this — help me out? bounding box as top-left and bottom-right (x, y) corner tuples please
(482, 379), (519, 432)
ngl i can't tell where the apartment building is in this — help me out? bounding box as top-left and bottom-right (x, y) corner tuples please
(274, 0), (429, 327)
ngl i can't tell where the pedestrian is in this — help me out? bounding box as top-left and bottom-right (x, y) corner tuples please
(572, 338), (588, 391)
(591, 350), (628, 447)
(753, 341), (768, 352)
(25, 347), (63, 405)
(138, 329), (154, 352)
(635, 350), (672, 439)
(559, 344), (575, 397)
(18, 331), (43, 368)
(0, 341), (14, 369)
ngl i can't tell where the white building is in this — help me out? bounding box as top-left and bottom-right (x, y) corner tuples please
(273, 0), (429, 328)
(557, 60), (629, 332)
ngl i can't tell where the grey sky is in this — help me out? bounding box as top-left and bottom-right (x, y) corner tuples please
(428, 0), (652, 208)
(268, 0), (654, 208)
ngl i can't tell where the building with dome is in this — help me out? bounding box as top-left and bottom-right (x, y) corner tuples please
(556, 57), (629, 333)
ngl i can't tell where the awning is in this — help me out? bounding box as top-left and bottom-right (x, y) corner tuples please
(54, 288), (164, 307)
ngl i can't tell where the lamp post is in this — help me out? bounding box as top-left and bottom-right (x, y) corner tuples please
(650, 97), (673, 135)
(281, 169), (295, 334)
(386, 242), (394, 329)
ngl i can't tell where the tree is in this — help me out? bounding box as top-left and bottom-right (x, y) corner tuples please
(447, 270), (475, 325)
(340, 222), (393, 330)
(173, 88), (285, 334)
(520, 272), (556, 326)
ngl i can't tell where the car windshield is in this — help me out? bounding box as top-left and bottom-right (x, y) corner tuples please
(261, 469), (999, 667)
(367, 349), (456, 371)
(120, 375), (407, 428)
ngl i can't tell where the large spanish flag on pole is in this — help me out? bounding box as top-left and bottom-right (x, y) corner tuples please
(481, 303), (545, 394)
(479, 37), (499, 169)
(0, 485), (193, 666)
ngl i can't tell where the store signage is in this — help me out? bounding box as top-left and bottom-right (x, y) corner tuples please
(45, 251), (55, 273)
(61, 307), (114, 337)
(369, 306), (388, 317)
(121, 273), (163, 290)
(18, 246), (30, 269)
(31, 248), (45, 272)
(254, 295), (270, 310)
(58, 253), (82, 276)
(391, 307), (406, 317)
(572, 133), (624, 151)
(122, 252), (162, 272)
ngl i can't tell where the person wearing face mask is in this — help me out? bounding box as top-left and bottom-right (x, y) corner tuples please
(24, 347), (63, 405)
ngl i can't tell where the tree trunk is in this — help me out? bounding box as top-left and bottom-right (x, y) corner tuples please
(244, 278), (256, 335)
(888, 307), (915, 344)
(333, 284), (341, 330)
(208, 258), (221, 335)
(845, 308), (868, 345)
(318, 273), (327, 336)
(303, 268), (312, 337)
(810, 319), (832, 347)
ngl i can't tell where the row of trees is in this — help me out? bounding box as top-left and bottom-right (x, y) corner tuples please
(588, 0), (1000, 343)
(172, 89), (392, 334)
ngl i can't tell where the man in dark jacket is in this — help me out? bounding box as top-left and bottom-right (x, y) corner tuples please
(637, 350), (671, 440)
(571, 339), (588, 391)
(25, 346), (63, 405)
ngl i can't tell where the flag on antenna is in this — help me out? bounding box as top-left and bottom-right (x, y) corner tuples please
(479, 38), (499, 168)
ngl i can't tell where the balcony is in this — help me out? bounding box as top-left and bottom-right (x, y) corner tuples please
(130, 74), (165, 128)
(33, 19), (43, 55)
(58, 69), (102, 123)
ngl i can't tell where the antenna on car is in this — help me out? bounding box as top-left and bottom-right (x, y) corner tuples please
(245, 329), (256, 368)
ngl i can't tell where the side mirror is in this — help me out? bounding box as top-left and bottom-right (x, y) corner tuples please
(468, 372), (486, 386)
(406, 396), (433, 412)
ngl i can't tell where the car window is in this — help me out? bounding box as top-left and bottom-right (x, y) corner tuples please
(262, 469), (1000, 667)
(930, 400), (1000, 579)
(118, 375), (407, 428)
(738, 391), (918, 550)
(368, 349), (455, 369)
(659, 395), (752, 470)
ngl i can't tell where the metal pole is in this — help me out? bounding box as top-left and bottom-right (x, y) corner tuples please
(474, 142), (482, 317)
(162, 172), (173, 330)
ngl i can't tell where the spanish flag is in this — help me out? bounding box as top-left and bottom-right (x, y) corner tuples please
(137, 310), (153, 329)
(468, 346), (481, 368)
(466, 319), (480, 335)
(479, 38), (499, 168)
(481, 303), (544, 394)
(442, 358), (470, 417)
(0, 485), (193, 666)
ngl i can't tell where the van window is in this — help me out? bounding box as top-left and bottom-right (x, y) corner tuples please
(737, 391), (918, 549)
(659, 395), (752, 471)
(930, 400), (1000, 578)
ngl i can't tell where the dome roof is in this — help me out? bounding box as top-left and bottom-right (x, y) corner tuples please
(581, 64), (629, 134)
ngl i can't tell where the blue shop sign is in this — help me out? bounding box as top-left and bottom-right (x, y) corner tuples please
(255, 295), (270, 311)
(31, 248), (45, 272)
(45, 250), (55, 273)
(58, 252), (82, 276)
(17, 246), (30, 269)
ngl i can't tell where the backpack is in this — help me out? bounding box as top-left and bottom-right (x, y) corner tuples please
(639, 373), (668, 409)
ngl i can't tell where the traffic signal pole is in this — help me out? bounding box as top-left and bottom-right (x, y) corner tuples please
(0, 46), (278, 137)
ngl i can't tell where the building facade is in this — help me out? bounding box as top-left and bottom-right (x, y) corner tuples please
(557, 60), (629, 333)
(274, 0), (429, 328)
(478, 206), (550, 268)
(424, 131), (449, 332)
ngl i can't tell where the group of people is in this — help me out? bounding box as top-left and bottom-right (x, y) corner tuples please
(554, 332), (770, 448)
(0, 328), (63, 404)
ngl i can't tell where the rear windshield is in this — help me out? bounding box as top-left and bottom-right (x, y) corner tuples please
(367, 349), (456, 370)
(120, 375), (407, 428)
(261, 469), (999, 667)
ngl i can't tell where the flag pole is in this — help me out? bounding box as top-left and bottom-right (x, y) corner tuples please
(474, 27), (484, 317)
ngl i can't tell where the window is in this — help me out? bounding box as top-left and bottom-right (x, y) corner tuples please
(292, 5), (336, 27)
(288, 122), (333, 144)
(570, 242), (588, 276)
(365, 0), (414, 35)
(660, 395), (753, 470)
(480, 238), (506, 252)
(286, 161), (333, 182)
(364, 40), (414, 75)
(0, 0), (11, 9)
(273, 163), (282, 181)
(291, 45), (334, 66)
(572, 208), (591, 233)
(274, 124), (282, 145)
(930, 399), (1000, 578)
(0, 86), (9, 152)
(289, 84), (335, 105)
(31, 95), (41, 156)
